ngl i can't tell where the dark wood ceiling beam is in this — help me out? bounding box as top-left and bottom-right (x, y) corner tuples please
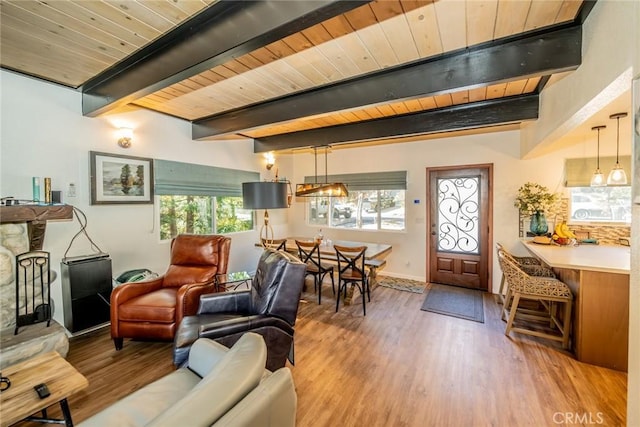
(253, 94), (539, 152)
(81, 0), (371, 117)
(193, 24), (580, 140)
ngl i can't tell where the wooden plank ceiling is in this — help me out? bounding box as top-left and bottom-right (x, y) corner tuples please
(0, 0), (588, 152)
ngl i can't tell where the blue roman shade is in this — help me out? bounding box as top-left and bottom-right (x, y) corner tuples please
(304, 171), (407, 191)
(154, 159), (259, 197)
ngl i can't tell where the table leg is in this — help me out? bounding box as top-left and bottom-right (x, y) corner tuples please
(60, 398), (74, 427)
(368, 267), (378, 289)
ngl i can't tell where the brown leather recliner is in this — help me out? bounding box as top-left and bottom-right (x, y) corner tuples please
(110, 234), (231, 350)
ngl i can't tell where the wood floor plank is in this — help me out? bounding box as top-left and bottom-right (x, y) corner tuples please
(41, 281), (626, 426)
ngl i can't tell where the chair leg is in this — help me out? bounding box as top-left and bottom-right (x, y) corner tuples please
(501, 287), (513, 322)
(562, 299), (573, 349)
(316, 274), (322, 305)
(366, 277), (371, 302)
(505, 293), (521, 336)
(362, 281), (367, 316)
(330, 271), (335, 295)
(288, 341), (295, 365)
(335, 281), (342, 312)
(550, 301), (557, 329)
(498, 274), (506, 305)
(113, 337), (123, 351)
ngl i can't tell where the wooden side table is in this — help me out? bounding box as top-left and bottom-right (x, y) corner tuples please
(0, 351), (88, 427)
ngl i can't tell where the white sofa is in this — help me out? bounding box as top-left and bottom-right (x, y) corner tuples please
(78, 333), (296, 427)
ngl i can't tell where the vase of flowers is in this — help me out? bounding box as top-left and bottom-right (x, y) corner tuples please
(529, 211), (548, 235)
(514, 182), (558, 236)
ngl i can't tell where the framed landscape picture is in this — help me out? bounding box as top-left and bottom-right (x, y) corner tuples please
(90, 151), (154, 205)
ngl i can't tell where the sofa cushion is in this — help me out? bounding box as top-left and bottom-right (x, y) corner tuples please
(187, 337), (231, 378)
(213, 368), (297, 427)
(147, 333), (267, 427)
(77, 368), (201, 427)
(118, 288), (177, 323)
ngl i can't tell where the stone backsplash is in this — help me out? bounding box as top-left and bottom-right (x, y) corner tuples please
(518, 198), (630, 245)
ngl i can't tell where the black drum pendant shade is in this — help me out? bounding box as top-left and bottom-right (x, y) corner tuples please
(242, 182), (289, 209)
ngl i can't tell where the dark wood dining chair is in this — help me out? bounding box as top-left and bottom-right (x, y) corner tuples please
(334, 245), (369, 315)
(295, 240), (335, 304)
(261, 238), (288, 252)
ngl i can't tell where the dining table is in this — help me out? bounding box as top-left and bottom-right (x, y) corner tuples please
(258, 237), (393, 304)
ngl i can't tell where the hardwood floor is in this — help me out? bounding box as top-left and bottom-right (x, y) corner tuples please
(50, 282), (626, 426)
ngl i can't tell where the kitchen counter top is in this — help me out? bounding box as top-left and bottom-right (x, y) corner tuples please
(520, 241), (630, 275)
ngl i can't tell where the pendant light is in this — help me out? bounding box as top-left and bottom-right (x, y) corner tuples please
(295, 146), (348, 197)
(607, 112), (628, 185)
(590, 125), (606, 187)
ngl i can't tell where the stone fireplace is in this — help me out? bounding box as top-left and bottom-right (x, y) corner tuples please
(0, 205), (73, 369)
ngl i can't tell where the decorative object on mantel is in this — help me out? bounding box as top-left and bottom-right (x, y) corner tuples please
(607, 112), (628, 185)
(514, 182), (558, 236)
(590, 125), (607, 187)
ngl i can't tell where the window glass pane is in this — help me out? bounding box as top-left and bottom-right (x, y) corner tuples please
(160, 195), (213, 240)
(569, 187), (631, 223)
(216, 196), (254, 233)
(436, 177), (479, 253)
(381, 190), (405, 231)
(308, 198), (329, 226)
(306, 190), (405, 231)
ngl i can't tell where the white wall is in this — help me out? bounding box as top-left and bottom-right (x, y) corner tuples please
(0, 70), (291, 328)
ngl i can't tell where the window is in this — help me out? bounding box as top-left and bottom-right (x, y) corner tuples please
(569, 187), (631, 224)
(159, 196), (253, 240)
(304, 171), (407, 231)
(154, 159), (259, 240)
(307, 189), (405, 231)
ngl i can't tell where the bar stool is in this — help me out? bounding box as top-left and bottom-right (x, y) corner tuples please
(496, 243), (554, 304)
(497, 250), (573, 349)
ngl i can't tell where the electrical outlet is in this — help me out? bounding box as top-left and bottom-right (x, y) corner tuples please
(67, 183), (76, 198)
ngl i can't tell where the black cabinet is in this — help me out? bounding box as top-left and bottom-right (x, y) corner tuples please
(61, 254), (112, 334)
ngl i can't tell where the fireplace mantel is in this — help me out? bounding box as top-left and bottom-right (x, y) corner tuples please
(0, 204), (73, 250)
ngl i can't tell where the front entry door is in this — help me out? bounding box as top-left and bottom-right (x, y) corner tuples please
(427, 165), (492, 290)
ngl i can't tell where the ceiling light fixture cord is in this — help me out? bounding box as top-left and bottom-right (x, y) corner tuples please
(325, 146), (329, 184)
(590, 125), (606, 187)
(597, 127), (601, 169)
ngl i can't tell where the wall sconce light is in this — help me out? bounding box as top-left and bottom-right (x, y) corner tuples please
(607, 112), (628, 185)
(590, 125), (606, 187)
(264, 152), (275, 170)
(117, 127), (133, 148)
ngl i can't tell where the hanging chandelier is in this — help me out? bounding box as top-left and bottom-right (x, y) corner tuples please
(295, 147), (348, 197)
(607, 112), (628, 186)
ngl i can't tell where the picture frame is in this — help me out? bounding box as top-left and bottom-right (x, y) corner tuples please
(90, 151), (154, 205)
